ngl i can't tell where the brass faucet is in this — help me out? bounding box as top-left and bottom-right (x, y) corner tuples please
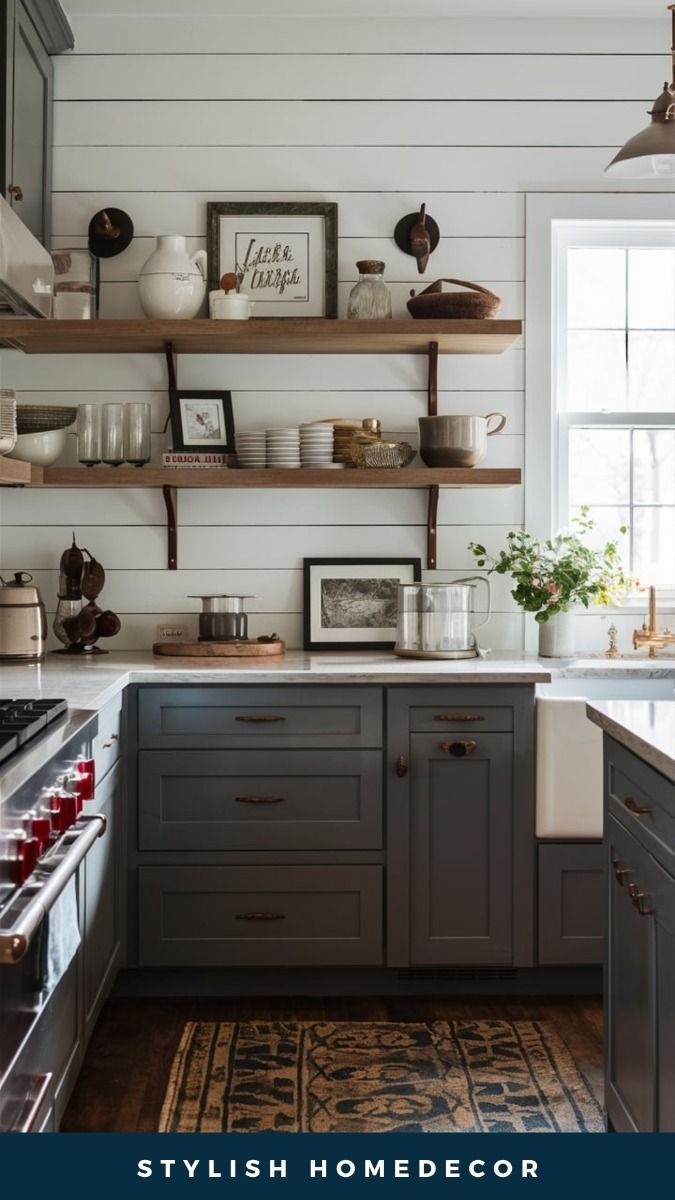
(633, 586), (675, 658)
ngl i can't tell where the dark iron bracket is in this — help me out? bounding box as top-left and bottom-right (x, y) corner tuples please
(163, 485), (178, 571)
(426, 341), (440, 568)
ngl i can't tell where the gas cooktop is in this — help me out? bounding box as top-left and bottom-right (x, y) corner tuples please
(0, 699), (68, 765)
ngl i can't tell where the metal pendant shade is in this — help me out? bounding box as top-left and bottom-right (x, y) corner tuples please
(606, 5), (675, 178)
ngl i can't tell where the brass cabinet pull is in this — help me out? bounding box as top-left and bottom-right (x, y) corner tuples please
(235, 911), (285, 921)
(102, 733), (119, 748)
(624, 796), (653, 816)
(435, 713), (484, 723)
(235, 714), (286, 723)
(8, 184), (23, 201)
(627, 882), (640, 898)
(631, 891), (654, 917)
(441, 739), (478, 757)
(235, 795), (285, 805)
(395, 754), (408, 777)
(613, 858), (629, 885)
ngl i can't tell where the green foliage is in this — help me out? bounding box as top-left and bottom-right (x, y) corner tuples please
(469, 508), (631, 624)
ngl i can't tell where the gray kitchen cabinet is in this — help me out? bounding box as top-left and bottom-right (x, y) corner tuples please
(386, 686), (536, 968)
(538, 843), (604, 965)
(82, 761), (122, 1042)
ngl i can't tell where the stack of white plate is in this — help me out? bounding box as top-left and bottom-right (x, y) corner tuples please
(0, 389), (17, 456)
(266, 427), (300, 469)
(299, 422), (338, 468)
(237, 430), (266, 468)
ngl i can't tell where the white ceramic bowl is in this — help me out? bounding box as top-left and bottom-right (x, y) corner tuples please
(8, 428), (68, 466)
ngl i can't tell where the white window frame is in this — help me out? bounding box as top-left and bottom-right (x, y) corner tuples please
(525, 193), (675, 608)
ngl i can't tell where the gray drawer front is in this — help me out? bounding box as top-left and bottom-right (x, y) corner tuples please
(93, 695), (123, 784)
(138, 686), (382, 749)
(538, 843), (604, 965)
(607, 738), (675, 875)
(138, 865), (383, 967)
(138, 749), (382, 851)
(408, 705), (513, 733)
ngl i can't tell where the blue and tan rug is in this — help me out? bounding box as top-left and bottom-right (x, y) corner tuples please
(158, 1020), (603, 1133)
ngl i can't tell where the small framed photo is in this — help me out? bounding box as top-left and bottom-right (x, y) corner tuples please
(207, 201), (338, 318)
(303, 557), (422, 651)
(169, 390), (235, 453)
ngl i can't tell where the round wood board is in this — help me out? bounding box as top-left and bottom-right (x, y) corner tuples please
(152, 639), (286, 658)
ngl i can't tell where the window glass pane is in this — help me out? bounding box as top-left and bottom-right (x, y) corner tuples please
(567, 330), (626, 411)
(567, 247), (625, 328)
(633, 429), (675, 503)
(569, 505), (630, 562)
(632, 507), (675, 588)
(628, 247), (675, 329)
(569, 428), (630, 505)
(628, 331), (675, 412)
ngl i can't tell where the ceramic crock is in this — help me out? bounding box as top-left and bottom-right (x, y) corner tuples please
(138, 235), (207, 319)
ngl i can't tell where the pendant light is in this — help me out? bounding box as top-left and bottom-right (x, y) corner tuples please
(606, 4), (675, 178)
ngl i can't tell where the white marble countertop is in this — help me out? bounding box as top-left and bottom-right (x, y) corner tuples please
(587, 700), (675, 785)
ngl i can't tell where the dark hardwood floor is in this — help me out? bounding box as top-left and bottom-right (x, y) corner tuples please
(61, 994), (603, 1132)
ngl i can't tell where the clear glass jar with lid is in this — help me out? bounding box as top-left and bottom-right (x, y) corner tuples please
(347, 260), (392, 320)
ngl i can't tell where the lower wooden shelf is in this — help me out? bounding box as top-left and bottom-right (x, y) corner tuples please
(0, 459), (43, 485)
(38, 466), (521, 489)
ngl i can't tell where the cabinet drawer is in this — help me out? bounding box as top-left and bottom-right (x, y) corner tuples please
(538, 843), (604, 965)
(138, 686), (382, 749)
(408, 705), (513, 733)
(608, 739), (675, 875)
(138, 750), (382, 851)
(93, 696), (122, 783)
(138, 865), (383, 967)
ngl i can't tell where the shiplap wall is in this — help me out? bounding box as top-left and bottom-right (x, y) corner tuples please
(0, 12), (669, 652)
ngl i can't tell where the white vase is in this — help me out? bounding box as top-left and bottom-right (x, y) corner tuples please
(537, 610), (576, 658)
(138, 235), (207, 319)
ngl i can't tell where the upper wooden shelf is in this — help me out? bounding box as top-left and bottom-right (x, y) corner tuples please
(38, 466), (521, 489)
(0, 318), (522, 356)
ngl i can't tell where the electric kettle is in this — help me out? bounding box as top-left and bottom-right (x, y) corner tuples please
(394, 578), (491, 659)
(0, 571), (47, 661)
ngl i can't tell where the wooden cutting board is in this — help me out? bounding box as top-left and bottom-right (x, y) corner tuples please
(152, 639), (286, 658)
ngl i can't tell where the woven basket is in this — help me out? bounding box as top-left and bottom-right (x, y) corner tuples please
(16, 405), (77, 434)
(407, 278), (501, 320)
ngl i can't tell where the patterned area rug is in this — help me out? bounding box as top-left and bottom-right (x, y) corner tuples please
(159, 1020), (603, 1133)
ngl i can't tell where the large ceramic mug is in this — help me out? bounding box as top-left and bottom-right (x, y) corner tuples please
(418, 412), (506, 468)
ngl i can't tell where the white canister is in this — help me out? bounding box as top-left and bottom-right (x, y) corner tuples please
(209, 290), (254, 320)
(537, 610), (576, 658)
(138, 235), (207, 319)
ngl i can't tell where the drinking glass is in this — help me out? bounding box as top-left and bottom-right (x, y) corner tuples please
(101, 403), (124, 466)
(123, 402), (151, 466)
(77, 403), (102, 466)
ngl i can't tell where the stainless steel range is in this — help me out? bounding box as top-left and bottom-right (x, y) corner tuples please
(0, 701), (106, 1132)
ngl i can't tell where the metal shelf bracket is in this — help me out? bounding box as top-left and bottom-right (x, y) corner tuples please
(426, 341), (440, 568)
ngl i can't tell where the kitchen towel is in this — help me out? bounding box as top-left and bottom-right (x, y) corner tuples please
(41, 876), (81, 993)
(536, 696), (603, 838)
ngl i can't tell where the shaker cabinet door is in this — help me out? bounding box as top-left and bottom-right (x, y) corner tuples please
(409, 732), (513, 964)
(2, 2), (52, 244)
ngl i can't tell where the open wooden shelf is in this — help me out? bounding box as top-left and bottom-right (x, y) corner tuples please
(0, 458), (42, 485)
(0, 318), (522, 356)
(39, 466), (521, 489)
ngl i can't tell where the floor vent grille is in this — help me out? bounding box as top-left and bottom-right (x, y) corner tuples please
(398, 967), (517, 982)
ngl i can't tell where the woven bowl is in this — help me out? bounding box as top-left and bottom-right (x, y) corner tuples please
(407, 278), (501, 321)
(16, 405), (78, 434)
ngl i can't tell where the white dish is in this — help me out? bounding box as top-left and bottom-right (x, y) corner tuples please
(8, 428), (67, 466)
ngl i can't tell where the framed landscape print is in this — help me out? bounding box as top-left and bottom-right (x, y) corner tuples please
(169, 390), (235, 453)
(207, 202), (338, 318)
(303, 557), (422, 651)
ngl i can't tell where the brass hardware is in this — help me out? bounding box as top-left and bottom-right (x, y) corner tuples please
(613, 858), (629, 885)
(435, 713), (485, 723)
(624, 796), (653, 816)
(441, 739), (478, 757)
(627, 881), (640, 898)
(8, 184), (23, 201)
(633, 585), (675, 658)
(102, 733), (119, 748)
(395, 754), (408, 777)
(235, 911), (285, 921)
(235, 714), (286, 723)
(605, 624), (619, 658)
(235, 795), (285, 805)
(630, 890), (654, 917)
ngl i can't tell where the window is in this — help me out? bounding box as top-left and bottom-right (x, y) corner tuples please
(553, 223), (675, 593)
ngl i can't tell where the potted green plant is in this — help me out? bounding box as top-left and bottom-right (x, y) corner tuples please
(468, 508), (630, 657)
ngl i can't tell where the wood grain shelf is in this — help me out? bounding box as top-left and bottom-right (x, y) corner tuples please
(0, 458), (42, 485)
(0, 318), (522, 356)
(39, 467), (522, 489)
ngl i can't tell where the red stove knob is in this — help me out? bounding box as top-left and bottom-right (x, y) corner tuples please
(9, 833), (39, 885)
(22, 811), (51, 857)
(74, 758), (95, 802)
(52, 792), (78, 833)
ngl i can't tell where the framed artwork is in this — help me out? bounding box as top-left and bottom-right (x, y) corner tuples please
(207, 202), (338, 318)
(303, 557), (422, 651)
(169, 390), (235, 453)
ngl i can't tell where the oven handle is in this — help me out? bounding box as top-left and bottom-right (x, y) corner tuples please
(0, 815), (106, 965)
(14, 1072), (53, 1133)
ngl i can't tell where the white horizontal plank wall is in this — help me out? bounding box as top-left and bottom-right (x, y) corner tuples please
(0, 12), (667, 652)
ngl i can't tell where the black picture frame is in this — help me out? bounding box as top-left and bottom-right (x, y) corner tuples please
(169, 389), (235, 454)
(303, 557), (422, 652)
(206, 201), (338, 319)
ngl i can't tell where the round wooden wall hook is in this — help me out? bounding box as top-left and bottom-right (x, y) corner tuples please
(88, 207), (134, 258)
(394, 203), (440, 274)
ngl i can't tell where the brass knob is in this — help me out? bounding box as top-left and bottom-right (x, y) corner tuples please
(395, 754), (408, 777)
(441, 740), (478, 757)
(8, 184), (23, 201)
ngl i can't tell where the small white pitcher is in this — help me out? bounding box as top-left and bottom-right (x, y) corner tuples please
(138, 234), (207, 319)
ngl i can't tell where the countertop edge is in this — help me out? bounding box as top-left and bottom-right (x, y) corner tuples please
(587, 701), (675, 786)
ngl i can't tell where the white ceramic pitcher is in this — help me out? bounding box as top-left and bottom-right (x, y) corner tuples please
(138, 235), (207, 319)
